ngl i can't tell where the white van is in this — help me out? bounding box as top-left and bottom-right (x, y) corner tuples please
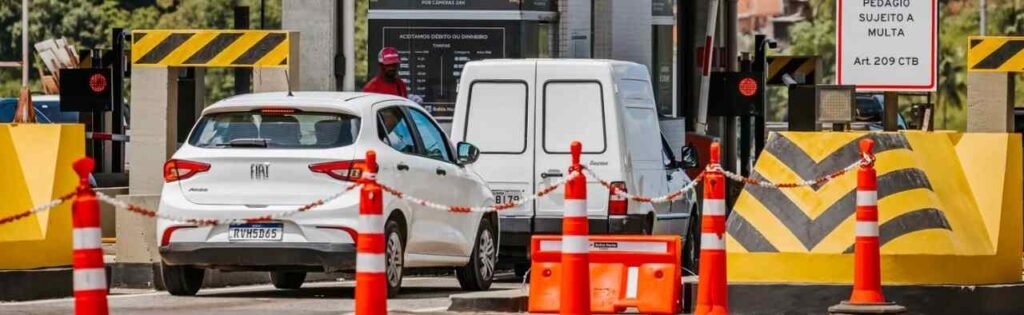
(450, 59), (699, 274)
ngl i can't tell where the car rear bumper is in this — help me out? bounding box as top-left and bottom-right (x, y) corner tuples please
(160, 242), (356, 272)
(497, 215), (647, 265)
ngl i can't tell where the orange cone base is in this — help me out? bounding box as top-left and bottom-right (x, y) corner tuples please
(74, 290), (109, 315)
(354, 272), (388, 315)
(828, 301), (907, 315)
(694, 305), (729, 315)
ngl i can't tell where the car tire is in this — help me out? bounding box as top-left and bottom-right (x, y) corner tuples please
(457, 217), (497, 291)
(270, 271), (306, 290)
(384, 219), (405, 298)
(682, 205), (701, 274)
(162, 262), (204, 296)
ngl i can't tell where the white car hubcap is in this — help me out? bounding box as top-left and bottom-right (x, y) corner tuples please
(478, 229), (495, 281)
(386, 232), (403, 286)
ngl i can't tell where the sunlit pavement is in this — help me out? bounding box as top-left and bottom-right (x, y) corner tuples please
(0, 276), (524, 314)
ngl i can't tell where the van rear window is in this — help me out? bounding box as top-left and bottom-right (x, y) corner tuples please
(188, 111), (360, 149)
(464, 82), (528, 154)
(543, 81), (606, 153)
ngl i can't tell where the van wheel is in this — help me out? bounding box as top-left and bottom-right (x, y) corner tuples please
(457, 217), (496, 291)
(162, 262), (204, 296)
(270, 271), (306, 289)
(682, 205), (701, 273)
(385, 219), (405, 298)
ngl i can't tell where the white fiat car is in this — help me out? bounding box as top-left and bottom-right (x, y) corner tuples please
(157, 92), (497, 297)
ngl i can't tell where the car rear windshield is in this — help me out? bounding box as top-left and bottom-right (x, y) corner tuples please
(188, 110), (360, 149)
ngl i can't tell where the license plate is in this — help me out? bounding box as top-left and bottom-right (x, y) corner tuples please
(228, 223), (283, 241)
(493, 189), (524, 205)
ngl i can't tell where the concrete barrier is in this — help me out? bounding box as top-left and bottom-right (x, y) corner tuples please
(0, 124), (84, 269)
(725, 132), (1023, 285)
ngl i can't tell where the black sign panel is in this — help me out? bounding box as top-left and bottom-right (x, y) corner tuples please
(652, 0), (674, 16)
(59, 68), (112, 112)
(370, 0), (553, 11)
(370, 20), (519, 117)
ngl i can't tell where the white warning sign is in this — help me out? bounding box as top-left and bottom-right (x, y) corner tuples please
(836, 0), (937, 91)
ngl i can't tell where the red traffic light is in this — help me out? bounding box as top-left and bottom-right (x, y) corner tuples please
(738, 77), (758, 97)
(89, 73), (108, 93)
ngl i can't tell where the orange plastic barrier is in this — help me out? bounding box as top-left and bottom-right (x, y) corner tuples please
(528, 235), (682, 314)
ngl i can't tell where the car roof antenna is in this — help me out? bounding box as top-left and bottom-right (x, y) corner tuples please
(284, 70), (294, 97)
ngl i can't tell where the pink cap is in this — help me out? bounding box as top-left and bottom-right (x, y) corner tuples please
(378, 47), (401, 65)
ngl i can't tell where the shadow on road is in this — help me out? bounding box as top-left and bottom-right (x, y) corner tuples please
(195, 284), (467, 300)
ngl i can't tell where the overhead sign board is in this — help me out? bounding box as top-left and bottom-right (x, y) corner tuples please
(369, 22), (512, 117)
(370, 0), (554, 11)
(836, 0), (936, 91)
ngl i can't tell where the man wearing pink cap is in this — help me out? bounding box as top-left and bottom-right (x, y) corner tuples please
(363, 47), (408, 98)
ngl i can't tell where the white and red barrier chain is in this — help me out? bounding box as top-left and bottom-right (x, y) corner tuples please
(712, 154), (874, 189)
(378, 170), (580, 213)
(93, 181), (361, 226)
(0, 192), (75, 226)
(584, 167), (704, 204)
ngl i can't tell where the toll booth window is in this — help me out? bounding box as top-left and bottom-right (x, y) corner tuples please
(464, 82), (528, 154)
(188, 111), (359, 149)
(543, 81), (607, 153)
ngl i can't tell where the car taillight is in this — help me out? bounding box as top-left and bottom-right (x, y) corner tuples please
(609, 181), (628, 216)
(309, 160), (367, 181)
(161, 225), (196, 246)
(163, 159), (211, 183)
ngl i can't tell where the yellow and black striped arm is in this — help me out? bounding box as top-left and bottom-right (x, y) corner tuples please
(131, 30), (290, 68)
(967, 36), (1024, 72)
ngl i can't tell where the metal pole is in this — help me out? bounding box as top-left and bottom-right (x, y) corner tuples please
(234, 6), (252, 95)
(696, 0), (722, 135)
(980, 0), (987, 35)
(260, 0), (266, 29)
(21, 0), (29, 86)
(111, 28), (125, 173)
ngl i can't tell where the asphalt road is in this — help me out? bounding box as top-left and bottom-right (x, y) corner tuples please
(0, 276), (524, 314)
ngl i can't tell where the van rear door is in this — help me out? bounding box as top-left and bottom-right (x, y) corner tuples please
(452, 63), (536, 219)
(534, 63), (616, 225)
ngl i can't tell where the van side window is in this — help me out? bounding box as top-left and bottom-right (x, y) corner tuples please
(543, 81), (606, 153)
(377, 107), (418, 154)
(464, 82), (528, 154)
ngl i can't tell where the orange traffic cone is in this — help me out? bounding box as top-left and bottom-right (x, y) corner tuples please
(72, 158), (109, 315)
(694, 142), (728, 315)
(828, 139), (906, 314)
(355, 150), (387, 315)
(13, 87), (36, 123)
(560, 141), (591, 315)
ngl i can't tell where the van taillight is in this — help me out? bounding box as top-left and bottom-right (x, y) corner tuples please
(309, 160), (366, 181)
(609, 181), (628, 216)
(163, 159), (211, 182)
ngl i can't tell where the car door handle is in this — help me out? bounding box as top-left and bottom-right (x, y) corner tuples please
(436, 168), (447, 176)
(397, 163), (410, 171)
(540, 170), (563, 179)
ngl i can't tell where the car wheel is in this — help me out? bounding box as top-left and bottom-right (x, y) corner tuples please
(457, 217), (497, 291)
(384, 219), (405, 298)
(682, 205), (701, 274)
(161, 262), (204, 296)
(270, 271), (306, 290)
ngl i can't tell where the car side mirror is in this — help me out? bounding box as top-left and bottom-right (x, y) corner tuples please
(457, 142), (480, 165)
(680, 145), (699, 169)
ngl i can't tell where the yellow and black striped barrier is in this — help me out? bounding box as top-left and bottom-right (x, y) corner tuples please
(967, 36), (1024, 72)
(766, 56), (818, 85)
(131, 30), (290, 68)
(726, 132), (1022, 285)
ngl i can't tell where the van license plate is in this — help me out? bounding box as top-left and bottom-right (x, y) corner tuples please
(493, 190), (524, 205)
(229, 223), (283, 241)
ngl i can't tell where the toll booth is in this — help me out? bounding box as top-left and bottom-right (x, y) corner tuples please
(368, 0), (556, 119)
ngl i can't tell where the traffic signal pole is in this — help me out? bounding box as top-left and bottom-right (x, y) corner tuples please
(111, 28), (125, 173)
